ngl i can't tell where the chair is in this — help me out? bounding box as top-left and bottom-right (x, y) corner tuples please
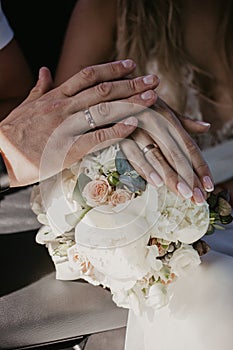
(0, 230), (127, 349)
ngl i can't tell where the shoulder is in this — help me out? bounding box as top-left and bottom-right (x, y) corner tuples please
(72, 0), (117, 26)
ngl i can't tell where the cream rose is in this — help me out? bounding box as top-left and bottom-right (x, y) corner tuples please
(109, 189), (132, 206)
(82, 177), (112, 207)
(169, 244), (201, 277)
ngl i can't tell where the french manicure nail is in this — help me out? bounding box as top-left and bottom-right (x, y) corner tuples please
(123, 116), (138, 127)
(143, 75), (154, 84)
(193, 187), (205, 205)
(177, 182), (193, 199)
(121, 59), (135, 68)
(203, 176), (214, 192)
(150, 172), (164, 187)
(195, 121), (211, 127)
(141, 90), (154, 100)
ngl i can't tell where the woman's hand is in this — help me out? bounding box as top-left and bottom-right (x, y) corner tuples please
(121, 98), (214, 205)
(0, 60), (159, 187)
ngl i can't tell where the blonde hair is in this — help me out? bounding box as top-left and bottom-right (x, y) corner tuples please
(116, 0), (233, 111)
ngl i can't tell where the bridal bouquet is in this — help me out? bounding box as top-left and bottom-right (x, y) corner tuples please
(31, 144), (232, 315)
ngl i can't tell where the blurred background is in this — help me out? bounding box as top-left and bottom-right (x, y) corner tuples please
(1, 0), (76, 79)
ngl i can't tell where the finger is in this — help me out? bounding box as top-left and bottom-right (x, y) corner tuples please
(68, 74), (159, 111)
(65, 94), (157, 135)
(178, 116), (211, 134)
(151, 132), (207, 202)
(120, 138), (164, 188)
(65, 116), (138, 165)
(22, 67), (53, 103)
(61, 60), (138, 96)
(138, 106), (214, 195)
(132, 128), (207, 204)
(176, 131), (214, 193)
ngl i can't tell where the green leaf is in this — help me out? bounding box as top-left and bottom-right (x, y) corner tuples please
(220, 215), (233, 225)
(119, 174), (146, 193)
(72, 173), (92, 207)
(115, 150), (134, 174)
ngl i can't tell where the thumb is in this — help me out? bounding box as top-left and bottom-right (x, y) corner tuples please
(23, 67), (54, 103)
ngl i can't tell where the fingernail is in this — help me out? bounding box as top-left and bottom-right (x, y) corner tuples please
(203, 176), (214, 192)
(39, 67), (43, 80)
(141, 90), (154, 100)
(177, 182), (193, 199)
(143, 75), (155, 85)
(150, 172), (164, 187)
(193, 187), (205, 205)
(195, 121), (211, 127)
(121, 59), (135, 69)
(123, 116), (138, 127)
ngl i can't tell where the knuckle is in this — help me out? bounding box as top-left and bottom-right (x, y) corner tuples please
(167, 171), (177, 183)
(148, 148), (164, 163)
(94, 128), (110, 144)
(80, 66), (96, 82)
(97, 102), (111, 118)
(108, 61), (120, 74)
(184, 138), (199, 155)
(195, 161), (210, 174)
(169, 148), (185, 163)
(95, 82), (112, 97)
(127, 78), (137, 92)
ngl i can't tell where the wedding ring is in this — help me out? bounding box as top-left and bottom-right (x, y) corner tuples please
(142, 143), (158, 155)
(84, 108), (96, 129)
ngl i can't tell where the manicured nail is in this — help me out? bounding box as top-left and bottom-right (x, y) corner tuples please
(203, 176), (214, 192)
(193, 187), (205, 205)
(143, 75), (155, 85)
(195, 121), (211, 127)
(39, 67), (44, 80)
(141, 90), (154, 100)
(121, 59), (135, 69)
(123, 116), (138, 127)
(177, 182), (193, 199)
(150, 172), (164, 187)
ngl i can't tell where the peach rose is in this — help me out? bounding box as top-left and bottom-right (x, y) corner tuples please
(82, 178), (112, 207)
(109, 189), (132, 206)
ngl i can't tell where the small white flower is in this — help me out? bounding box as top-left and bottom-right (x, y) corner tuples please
(78, 145), (118, 179)
(169, 244), (201, 277)
(146, 283), (169, 309)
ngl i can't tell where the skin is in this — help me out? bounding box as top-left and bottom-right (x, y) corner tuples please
(54, 0), (216, 204)
(0, 60), (159, 187)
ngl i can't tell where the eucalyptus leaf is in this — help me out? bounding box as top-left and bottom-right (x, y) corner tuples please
(119, 174), (146, 193)
(72, 173), (92, 207)
(115, 150), (134, 174)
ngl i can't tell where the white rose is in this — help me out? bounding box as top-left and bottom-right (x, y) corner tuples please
(146, 245), (163, 272)
(146, 186), (209, 243)
(146, 283), (169, 309)
(76, 232), (150, 283)
(97, 144), (118, 174)
(169, 244), (201, 277)
(78, 144), (118, 179)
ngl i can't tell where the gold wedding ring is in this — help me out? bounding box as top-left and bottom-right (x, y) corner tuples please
(84, 108), (96, 129)
(142, 143), (158, 155)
